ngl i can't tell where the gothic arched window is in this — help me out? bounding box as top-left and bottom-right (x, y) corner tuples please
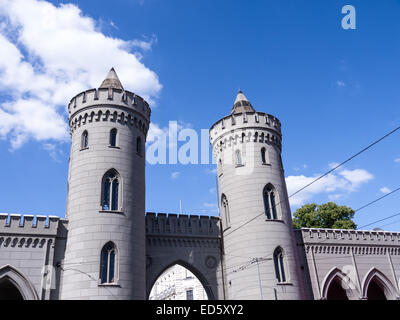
(274, 247), (286, 283)
(109, 128), (117, 147)
(102, 169), (120, 211)
(221, 194), (230, 228)
(263, 184), (278, 220)
(100, 242), (117, 284)
(81, 130), (88, 149)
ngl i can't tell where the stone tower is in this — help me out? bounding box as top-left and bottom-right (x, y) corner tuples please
(209, 91), (304, 300)
(61, 68), (150, 299)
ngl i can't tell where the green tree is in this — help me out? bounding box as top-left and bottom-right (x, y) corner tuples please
(292, 202), (356, 229)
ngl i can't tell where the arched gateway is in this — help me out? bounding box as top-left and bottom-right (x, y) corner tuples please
(0, 265), (38, 300)
(145, 213), (223, 300)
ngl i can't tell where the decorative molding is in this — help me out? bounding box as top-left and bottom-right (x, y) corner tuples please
(146, 235), (220, 249)
(69, 107), (149, 136)
(306, 244), (400, 255)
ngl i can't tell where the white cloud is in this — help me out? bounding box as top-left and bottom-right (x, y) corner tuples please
(42, 142), (64, 162)
(171, 171), (180, 180)
(131, 35), (158, 51)
(0, 0), (162, 149)
(380, 187), (391, 194)
(328, 194), (343, 201)
(328, 162), (340, 169)
(286, 167), (374, 207)
(338, 169), (374, 191)
(394, 158), (400, 163)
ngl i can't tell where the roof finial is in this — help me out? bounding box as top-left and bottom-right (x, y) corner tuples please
(231, 89), (255, 114)
(99, 67), (124, 90)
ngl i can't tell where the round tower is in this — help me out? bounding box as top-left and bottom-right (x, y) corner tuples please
(210, 91), (304, 300)
(61, 68), (150, 299)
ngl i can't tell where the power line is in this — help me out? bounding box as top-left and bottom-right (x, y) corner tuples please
(376, 218), (400, 230)
(288, 124), (400, 199)
(358, 211), (400, 230)
(354, 186), (400, 213)
(224, 124), (400, 237)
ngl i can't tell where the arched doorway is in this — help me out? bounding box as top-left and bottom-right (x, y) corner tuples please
(0, 277), (24, 300)
(0, 265), (38, 300)
(326, 278), (349, 300)
(367, 280), (387, 300)
(149, 263), (211, 300)
(362, 268), (397, 300)
(321, 267), (359, 300)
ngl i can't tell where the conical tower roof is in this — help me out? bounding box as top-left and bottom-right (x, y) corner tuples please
(231, 90), (255, 114)
(99, 67), (124, 90)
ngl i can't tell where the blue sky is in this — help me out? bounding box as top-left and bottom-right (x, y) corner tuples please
(0, 0), (399, 230)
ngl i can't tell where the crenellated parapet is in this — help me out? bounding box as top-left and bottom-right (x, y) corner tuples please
(68, 88), (150, 136)
(145, 213), (221, 238)
(0, 213), (68, 237)
(209, 111), (282, 157)
(301, 227), (400, 244)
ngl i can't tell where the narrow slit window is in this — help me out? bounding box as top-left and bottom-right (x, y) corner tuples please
(81, 130), (88, 149)
(137, 136), (142, 155)
(235, 150), (242, 166)
(261, 148), (266, 164)
(221, 194), (230, 228)
(110, 128), (117, 147)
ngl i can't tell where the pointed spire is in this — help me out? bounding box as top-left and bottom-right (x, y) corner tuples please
(231, 89), (255, 114)
(99, 67), (124, 90)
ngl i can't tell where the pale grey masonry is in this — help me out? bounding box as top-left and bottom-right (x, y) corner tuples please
(145, 213), (223, 300)
(1, 73), (400, 300)
(0, 214), (67, 300)
(209, 91), (305, 300)
(61, 69), (150, 300)
(297, 228), (400, 300)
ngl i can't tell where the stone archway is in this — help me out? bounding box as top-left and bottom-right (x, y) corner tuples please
(326, 278), (349, 300)
(0, 277), (24, 300)
(321, 267), (360, 300)
(362, 268), (397, 300)
(0, 265), (38, 300)
(148, 260), (213, 300)
(147, 259), (216, 300)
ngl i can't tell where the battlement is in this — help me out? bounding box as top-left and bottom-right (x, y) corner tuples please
(210, 112), (283, 156)
(300, 227), (400, 245)
(68, 87), (151, 125)
(0, 213), (68, 237)
(209, 112), (282, 149)
(145, 213), (221, 238)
